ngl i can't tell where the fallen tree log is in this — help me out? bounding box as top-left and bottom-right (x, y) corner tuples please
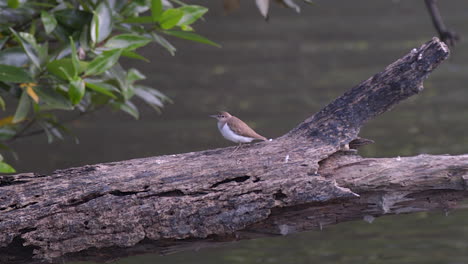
(1, 37), (466, 264)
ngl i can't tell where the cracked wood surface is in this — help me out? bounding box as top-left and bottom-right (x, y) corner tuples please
(0, 38), (461, 263)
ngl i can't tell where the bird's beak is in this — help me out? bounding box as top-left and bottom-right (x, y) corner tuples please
(209, 115), (218, 118)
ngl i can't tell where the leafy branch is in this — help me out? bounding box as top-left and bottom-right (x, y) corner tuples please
(0, 0), (219, 172)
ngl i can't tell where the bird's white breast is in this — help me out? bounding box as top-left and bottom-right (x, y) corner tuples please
(218, 122), (254, 143)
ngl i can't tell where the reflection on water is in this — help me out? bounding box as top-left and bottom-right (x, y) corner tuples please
(101, 209), (468, 264)
(10, 0), (468, 263)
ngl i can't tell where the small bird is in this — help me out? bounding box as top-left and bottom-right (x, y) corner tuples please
(210, 111), (268, 149)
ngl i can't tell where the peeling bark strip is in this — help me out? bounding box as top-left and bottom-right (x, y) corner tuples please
(0, 38), (461, 264)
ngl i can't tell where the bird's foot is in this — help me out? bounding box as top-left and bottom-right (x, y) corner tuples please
(229, 143), (243, 156)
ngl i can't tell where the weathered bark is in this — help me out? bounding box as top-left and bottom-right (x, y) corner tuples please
(1, 38), (464, 264)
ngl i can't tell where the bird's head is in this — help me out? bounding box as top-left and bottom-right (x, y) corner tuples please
(210, 111), (232, 122)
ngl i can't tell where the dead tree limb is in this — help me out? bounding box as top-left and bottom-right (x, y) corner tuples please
(1, 38), (465, 264)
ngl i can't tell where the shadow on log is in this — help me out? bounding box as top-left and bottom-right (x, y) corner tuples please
(1, 38), (466, 263)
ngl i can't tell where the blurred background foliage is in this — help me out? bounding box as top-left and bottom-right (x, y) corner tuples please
(0, 0), (219, 172)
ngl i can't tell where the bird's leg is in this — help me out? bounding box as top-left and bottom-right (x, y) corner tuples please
(230, 143), (243, 155)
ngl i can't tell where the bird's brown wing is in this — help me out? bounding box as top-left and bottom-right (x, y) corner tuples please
(228, 116), (267, 141)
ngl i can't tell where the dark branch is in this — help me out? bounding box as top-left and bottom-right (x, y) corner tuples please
(424, 0), (460, 47)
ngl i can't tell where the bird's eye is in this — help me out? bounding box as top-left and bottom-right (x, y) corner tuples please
(220, 115), (225, 118)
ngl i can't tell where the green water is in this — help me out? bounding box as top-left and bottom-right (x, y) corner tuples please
(10, 0), (468, 263)
(108, 210), (468, 264)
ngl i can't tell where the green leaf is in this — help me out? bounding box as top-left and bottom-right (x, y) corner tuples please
(122, 16), (154, 24)
(256, 0), (269, 18)
(121, 50), (149, 62)
(37, 120), (54, 143)
(180, 24), (193, 31)
(135, 84), (170, 102)
(151, 0), (163, 22)
(37, 42), (48, 68)
(121, 0), (152, 17)
(105, 34), (151, 51)
(54, 9), (92, 30)
(0, 47), (29, 67)
(0, 64), (32, 83)
(58, 66), (72, 81)
(38, 119), (66, 142)
(13, 91), (31, 123)
(13, 31), (47, 67)
(107, 0), (127, 11)
(30, 2), (60, 8)
(160, 9), (184, 30)
(164, 31), (221, 47)
(9, 28), (41, 68)
(104, 64), (127, 96)
(151, 33), (176, 56)
(91, 12), (99, 45)
(112, 100), (139, 119)
(91, 93), (111, 106)
(0, 128), (16, 140)
(41, 11), (57, 34)
(68, 76), (85, 105)
(85, 49), (122, 76)
(0, 161), (16, 173)
(282, 0), (301, 12)
(48, 24), (69, 42)
(69, 37), (80, 78)
(17, 32), (39, 52)
(103, 64), (134, 99)
(126, 68), (146, 83)
(134, 86), (164, 109)
(178, 5), (208, 26)
(7, 0), (19, 8)
(0, 37), (8, 50)
(91, 2), (113, 44)
(47, 59), (87, 80)
(0, 95), (5, 110)
(79, 24), (90, 51)
(47, 59), (74, 80)
(85, 80), (117, 99)
(35, 86), (73, 110)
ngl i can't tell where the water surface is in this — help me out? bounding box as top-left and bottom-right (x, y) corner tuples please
(9, 0), (468, 263)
